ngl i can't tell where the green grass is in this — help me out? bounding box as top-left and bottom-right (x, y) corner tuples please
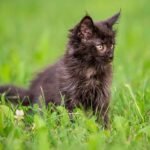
(0, 0), (150, 149)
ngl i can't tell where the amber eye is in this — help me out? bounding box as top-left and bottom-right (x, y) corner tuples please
(96, 44), (103, 51)
(96, 44), (107, 53)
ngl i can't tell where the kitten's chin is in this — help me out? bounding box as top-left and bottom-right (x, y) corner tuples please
(105, 56), (113, 64)
(96, 57), (113, 65)
(108, 58), (113, 63)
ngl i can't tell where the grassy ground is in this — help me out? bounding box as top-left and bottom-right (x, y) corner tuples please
(0, 0), (150, 149)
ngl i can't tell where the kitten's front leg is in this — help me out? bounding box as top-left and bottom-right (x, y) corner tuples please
(65, 98), (80, 123)
(94, 99), (109, 128)
(100, 103), (109, 128)
(66, 98), (80, 112)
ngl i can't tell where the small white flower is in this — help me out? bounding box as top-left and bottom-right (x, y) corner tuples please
(15, 109), (24, 120)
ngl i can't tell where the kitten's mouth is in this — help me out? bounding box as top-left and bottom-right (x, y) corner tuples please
(108, 57), (113, 62)
(104, 56), (113, 63)
(107, 54), (114, 62)
(109, 56), (113, 60)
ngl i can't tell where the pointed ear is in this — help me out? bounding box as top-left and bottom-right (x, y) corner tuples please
(77, 15), (95, 40)
(104, 11), (121, 28)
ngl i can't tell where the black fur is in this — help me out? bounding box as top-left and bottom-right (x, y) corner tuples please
(0, 12), (120, 127)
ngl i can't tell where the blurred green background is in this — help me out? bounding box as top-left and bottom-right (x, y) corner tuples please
(0, 0), (150, 149)
(0, 0), (149, 88)
(0, 0), (150, 86)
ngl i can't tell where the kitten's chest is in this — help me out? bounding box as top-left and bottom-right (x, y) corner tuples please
(85, 67), (97, 79)
(61, 65), (110, 98)
(74, 68), (102, 99)
(76, 67), (110, 96)
(74, 68), (102, 105)
(83, 67), (101, 86)
(75, 67), (110, 105)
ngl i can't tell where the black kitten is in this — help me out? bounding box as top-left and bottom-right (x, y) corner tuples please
(0, 12), (120, 127)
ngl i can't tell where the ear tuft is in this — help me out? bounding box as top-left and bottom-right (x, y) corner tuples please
(78, 15), (95, 40)
(104, 11), (121, 28)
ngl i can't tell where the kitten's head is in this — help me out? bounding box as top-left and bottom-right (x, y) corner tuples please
(68, 12), (120, 66)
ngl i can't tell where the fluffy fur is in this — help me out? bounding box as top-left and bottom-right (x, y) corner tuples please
(0, 12), (120, 127)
